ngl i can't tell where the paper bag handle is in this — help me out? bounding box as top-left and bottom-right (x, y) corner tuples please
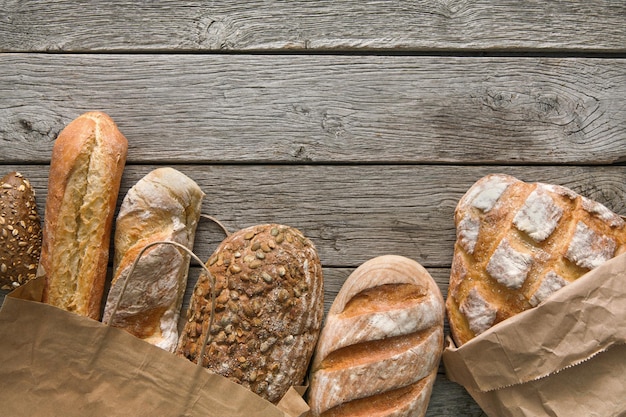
(103, 240), (217, 367)
(200, 213), (231, 237)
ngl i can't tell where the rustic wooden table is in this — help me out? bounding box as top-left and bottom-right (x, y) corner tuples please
(2, 2), (626, 416)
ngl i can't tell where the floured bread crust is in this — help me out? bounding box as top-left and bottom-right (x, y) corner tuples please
(308, 255), (444, 417)
(447, 173), (626, 346)
(41, 112), (128, 320)
(176, 224), (324, 404)
(103, 167), (204, 352)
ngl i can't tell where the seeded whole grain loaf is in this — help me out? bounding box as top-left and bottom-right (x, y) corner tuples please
(176, 223), (324, 404)
(307, 255), (444, 417)
(41, 111), (128, 320)
(0, 172), (42, 290)
(102, 167), (204, 352)
(447, 173), (626, 346)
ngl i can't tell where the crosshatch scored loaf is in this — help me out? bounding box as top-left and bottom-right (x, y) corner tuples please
(307, 255), (444, 417)
(176, 223), (324, 404)
(447, 173), (626, 346)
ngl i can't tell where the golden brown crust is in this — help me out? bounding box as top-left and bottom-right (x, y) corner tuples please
(308, 255), (444, 417)
(41, 111), (128, 320)
(318, 373), (437, 417)
(447, 174), (626, 346)
(176, 223), (324, 404)
(0, 172), (42, 290)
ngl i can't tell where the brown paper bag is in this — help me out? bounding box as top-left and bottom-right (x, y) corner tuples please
(0, 276), (309, 417)
(443, 252), (626, 417)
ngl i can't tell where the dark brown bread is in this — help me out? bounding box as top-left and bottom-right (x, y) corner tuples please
(176, 223), (324, 404)
(0, 172), (42, 290)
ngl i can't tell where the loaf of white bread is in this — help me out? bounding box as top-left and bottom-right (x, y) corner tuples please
(308, 255), (444, 417)
(41, 112), (128, 320)
(447, 173), (626, 346)
(102, 167), (204, 352)
(177, 224), (324, 404)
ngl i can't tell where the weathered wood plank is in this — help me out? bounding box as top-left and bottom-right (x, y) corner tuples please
(2, 164), (625, 268)
(1, 1), (625, 53)
(2, 54), (626, 165)
(2, 2), (620, 414)
(428, 376), (486, 417)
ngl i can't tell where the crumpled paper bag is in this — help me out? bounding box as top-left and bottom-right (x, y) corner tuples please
(443, 252), (626, 417)
(0, 276), (309, 417)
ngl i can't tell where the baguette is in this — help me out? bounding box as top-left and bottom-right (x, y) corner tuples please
(177, 223), (324, 404)
(102, 167), (204, 352)
(447, 173), (626, 346)
(308, 255), (444, 417)
(41, 111), (128, 320)
(0, 172), (42, 290)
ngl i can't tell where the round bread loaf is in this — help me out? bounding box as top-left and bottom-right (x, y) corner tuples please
(0, 172), (42, 290)
(176, 223), (324, 404)
(447, 173), (626, 346)
(308, 255), (444, 417)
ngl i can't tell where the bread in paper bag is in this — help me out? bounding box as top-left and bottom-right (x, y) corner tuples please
(103, 167), (204, 352)
(0, 276), (301, 417)
(177, 223), (324, 404)
(41, 111), (128, 320)
(443, 252), (626, 417)
(446, 173), (626, 346)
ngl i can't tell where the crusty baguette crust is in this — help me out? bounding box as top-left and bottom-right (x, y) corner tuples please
(41, 111), (128, 320)
(308, 255), (444, 417)
(176, 224), (324, 404)
(102, 167), (204, 352)
(447, 174), (626, 346)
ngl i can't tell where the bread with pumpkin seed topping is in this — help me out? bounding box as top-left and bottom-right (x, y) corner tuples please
(0, 171), (42, 290)
(176, 223), (323, 404)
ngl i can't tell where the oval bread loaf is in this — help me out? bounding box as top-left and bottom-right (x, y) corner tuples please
(176, 223), (324, 404)
(0, 172), (42, 290)
(308, 255), (444, 417)
(447, 173), (626, 346)
(41, 111), (128, 320)
(102, 167), (204, 352)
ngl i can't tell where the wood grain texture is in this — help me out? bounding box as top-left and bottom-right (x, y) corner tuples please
(1, 2), (624, 413)
(2, 164), (625, 269)
(1, 54), (626, 165)
(1, 0), (625, 53)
